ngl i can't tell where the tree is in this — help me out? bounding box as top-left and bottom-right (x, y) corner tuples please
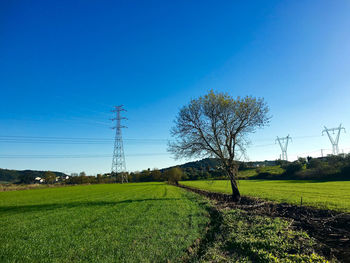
(307, 158), (322, 169)
(166, 167), (183, 185)
(168, 90), (270, 201)
(297, 157), (307, 166)
(97, 174), (103, 183)
(284, 162), (303, 175)
(19, 173), (35, 184)
(150, 169), (162, 181)
(43, 171), (56, 184)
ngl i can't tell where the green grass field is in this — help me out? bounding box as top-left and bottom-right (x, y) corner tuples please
(181, 180), (350, 212)
(194, 209), (326, 262)
(238, 165), (284, 178)
(0, 183), (209, 263)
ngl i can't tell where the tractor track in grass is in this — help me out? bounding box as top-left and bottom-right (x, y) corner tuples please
(177, 183), (350, 262)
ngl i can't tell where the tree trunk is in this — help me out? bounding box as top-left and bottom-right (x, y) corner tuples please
(227, 166), (241, 202)
(229, 177), (241, 202)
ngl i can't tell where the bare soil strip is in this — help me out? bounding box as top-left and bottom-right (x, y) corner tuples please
(178, 184), (350, 262)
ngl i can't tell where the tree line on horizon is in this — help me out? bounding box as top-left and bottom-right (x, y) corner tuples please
(1, 154), (350, 185)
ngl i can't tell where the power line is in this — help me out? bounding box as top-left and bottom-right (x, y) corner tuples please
(0, 133), (348, 161)
(0, 135), (169, 141)
(247, 143), (276, 148)
(0, 138), (281, 150)
(0, 153), (170, 159)
(0, 134), (322, 141)
(0, 136), (169, 145)
(0, 134), (323, 145)
(0, 140), (167, 145)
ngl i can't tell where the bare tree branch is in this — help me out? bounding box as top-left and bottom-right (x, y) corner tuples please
(168, 90), (271, 201)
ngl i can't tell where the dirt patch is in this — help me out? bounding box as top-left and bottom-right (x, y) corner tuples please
(178, 184), (350, 262)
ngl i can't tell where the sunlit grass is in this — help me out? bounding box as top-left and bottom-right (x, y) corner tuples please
(0, 183), (209, 262)
(181, 180), (350, 212)
(238, 165), (284, 178)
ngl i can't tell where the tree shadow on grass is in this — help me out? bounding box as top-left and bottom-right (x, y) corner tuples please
(185, 205), (224, 262)
(0, 198), (184, 214)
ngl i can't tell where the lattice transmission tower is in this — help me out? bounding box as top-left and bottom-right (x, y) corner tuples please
(111, 105), (128, 183)
(276, 135), (292, 161)
(322, 124), (346, 155)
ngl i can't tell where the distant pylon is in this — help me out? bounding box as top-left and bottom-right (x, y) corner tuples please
(111, 105), (128, 183)
(322, 124), (346, 155)
(276, 135), (292, 161)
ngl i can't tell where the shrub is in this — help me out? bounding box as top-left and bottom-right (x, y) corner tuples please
(298, 157), (307, 165)
(307, 158), (322, 169)
(255, 172), (272, 179)
(284, 162), (302, 175)
(341, 165), (350, 176)
(166, 167), (183, 185)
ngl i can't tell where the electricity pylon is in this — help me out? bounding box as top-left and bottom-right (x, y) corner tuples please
(276, 135), (292, 161)
(111, 105), (128, 183)
(322, 124), (346, 155)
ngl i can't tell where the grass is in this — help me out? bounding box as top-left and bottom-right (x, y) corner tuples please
(181, 180), (350, 212)
(237, 169), (258, 178)
(190, 209), (327, 262)
(0, 183), (210, 263)
(238, 165), (284, 178)
(0, 182), (332, 262)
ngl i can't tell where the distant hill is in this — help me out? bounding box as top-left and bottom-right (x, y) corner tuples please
(163, 158), (276, 171)
(178, 158), (222, 170)
(0, 168), (68, 184)
(244, 160), (277, 167)
(161, 158), (277, 180)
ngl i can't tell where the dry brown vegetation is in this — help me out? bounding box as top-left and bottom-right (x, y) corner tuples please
(0, 184), (64, 192)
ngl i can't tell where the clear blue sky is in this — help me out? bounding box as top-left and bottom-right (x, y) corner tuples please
(1, 0), (350, 175)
